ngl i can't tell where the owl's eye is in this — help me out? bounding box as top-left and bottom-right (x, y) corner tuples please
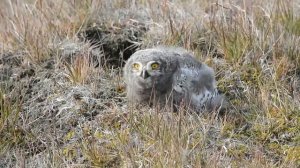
(151, 63), (159, 70)
(132, 63), (140, 70)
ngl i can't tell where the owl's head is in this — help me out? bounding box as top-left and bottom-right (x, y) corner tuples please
(124, 49), (178, 89)
(130, 60), (163, 80)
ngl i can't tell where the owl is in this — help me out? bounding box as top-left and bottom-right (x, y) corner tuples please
(123, 47), (226, 112)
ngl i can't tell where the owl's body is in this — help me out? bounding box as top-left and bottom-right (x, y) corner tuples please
(123, 47), (225, 112)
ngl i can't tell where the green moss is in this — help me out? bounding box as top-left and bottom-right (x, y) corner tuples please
(284, 146), (300, 164)
(228, 144), (249, 159)
(0, 89), (23, 154)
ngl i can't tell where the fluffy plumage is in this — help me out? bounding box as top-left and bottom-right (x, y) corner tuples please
(123, 47), (226, 112)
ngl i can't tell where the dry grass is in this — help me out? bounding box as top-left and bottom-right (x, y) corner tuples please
(0, 0), (299, 167)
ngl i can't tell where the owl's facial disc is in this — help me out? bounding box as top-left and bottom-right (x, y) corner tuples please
(131, 61), (163, 88)
(134, 61), (160, 79)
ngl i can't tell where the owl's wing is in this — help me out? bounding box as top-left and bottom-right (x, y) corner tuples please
(173, 66), (225, 111)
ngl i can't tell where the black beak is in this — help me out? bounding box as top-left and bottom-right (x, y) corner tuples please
(141, 69), (150, 79)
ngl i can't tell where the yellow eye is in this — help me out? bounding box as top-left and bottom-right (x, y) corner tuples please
(132, 63), (140, 70)
(151, 63), (159, 70)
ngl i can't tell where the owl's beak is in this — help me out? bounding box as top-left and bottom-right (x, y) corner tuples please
(141, 69), (150, 79)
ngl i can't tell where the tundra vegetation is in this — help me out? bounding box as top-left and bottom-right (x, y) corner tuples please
(0, 0), (299, 167)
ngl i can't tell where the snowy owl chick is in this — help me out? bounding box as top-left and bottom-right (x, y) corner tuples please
(123, 47), (226, 112)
